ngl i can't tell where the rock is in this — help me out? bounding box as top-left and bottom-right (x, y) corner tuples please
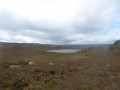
(43, 69), (56, 75)
(49, 63), (54, 66)
(112, 83), (119, 88)
(107, 64), (109, 67)
(29, 61), (36, 65)
(49, 70), (55, 74)
(10, 65), (20, 68)
(61, 63), (64, 66)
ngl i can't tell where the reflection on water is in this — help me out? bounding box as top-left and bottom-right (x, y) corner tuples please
(47, 49), (81, 53)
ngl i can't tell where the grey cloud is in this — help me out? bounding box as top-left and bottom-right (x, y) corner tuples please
(0, 9), (70, 37)
(0, 0), (120, 45)
(0, 9), (48, 32)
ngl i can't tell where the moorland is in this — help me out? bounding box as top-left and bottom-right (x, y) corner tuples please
(0, 42), (120, 90)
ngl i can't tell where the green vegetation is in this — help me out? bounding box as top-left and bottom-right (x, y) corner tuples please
(0, 43), (120, 90)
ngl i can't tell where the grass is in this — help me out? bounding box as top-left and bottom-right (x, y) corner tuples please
(0, 44), (120, 90)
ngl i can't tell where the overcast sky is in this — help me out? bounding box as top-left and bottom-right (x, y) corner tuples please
(0, 0), (120, 44)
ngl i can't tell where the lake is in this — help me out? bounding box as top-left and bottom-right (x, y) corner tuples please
(47, 49), (81, 53)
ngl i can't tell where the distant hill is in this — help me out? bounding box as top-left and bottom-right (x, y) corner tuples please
(53, 44), (112, 49)
(0, 41), (112, 49)
(0, 42), (6, 47)
(0, 42), (5, 44)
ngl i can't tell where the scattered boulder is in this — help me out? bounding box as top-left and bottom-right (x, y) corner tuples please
(49, 63), (54, 66)
(61, 63), (64, 66)
(10, 65), (20, 68)
(43, 69), (56, 75)
(49, 70), (55, 74)
(29, 61), (36, 65)
(106, 64), (109, 67)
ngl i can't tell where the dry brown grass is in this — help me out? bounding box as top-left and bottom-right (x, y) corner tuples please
(0, 44), (120, 90)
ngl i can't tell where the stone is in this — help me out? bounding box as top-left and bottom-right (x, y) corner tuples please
(49, 63), (54, 66)
(29, 61), (36, 65)
(107, 64), (109, 67)
(10, 65), (20, 68)
(49, 70), (55, 74)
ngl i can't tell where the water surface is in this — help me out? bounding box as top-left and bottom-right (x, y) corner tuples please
(47, 49), (81, 53)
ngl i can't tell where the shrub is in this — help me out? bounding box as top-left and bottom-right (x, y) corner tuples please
(12, 77), (30, 89)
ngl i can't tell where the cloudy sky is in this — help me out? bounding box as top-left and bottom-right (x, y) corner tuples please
(0, 0), (120, 44)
